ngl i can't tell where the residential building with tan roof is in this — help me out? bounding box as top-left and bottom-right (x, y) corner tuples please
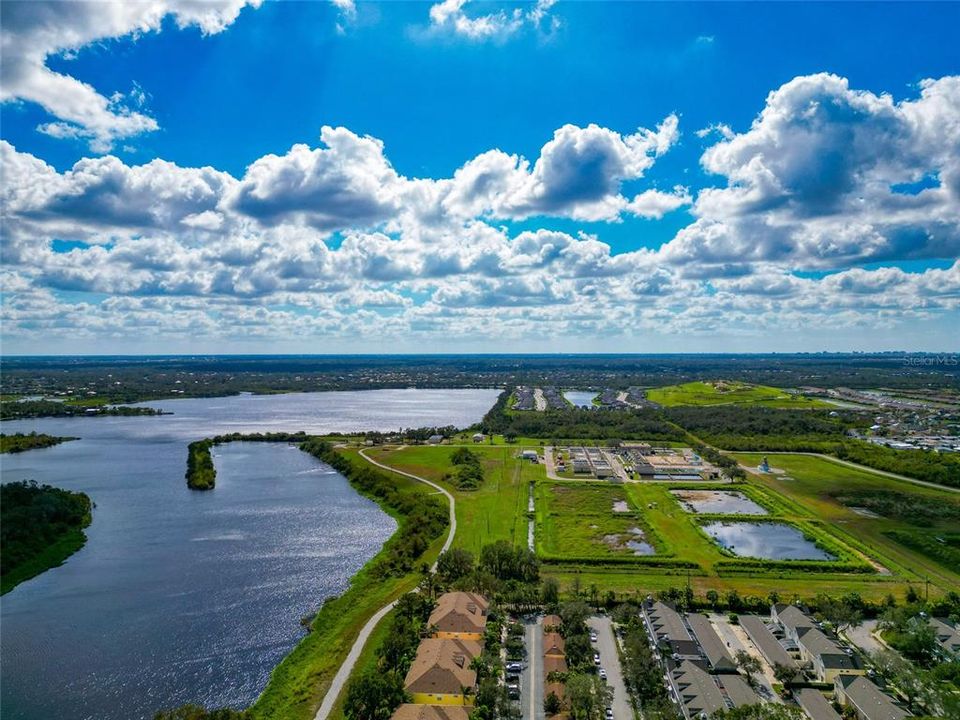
(390, 705), (472, 720)
(543, 632), (566, 658)
(404, 638), (481, 705)
(544, 654), (568, 677)
(427, 592), (489, 640)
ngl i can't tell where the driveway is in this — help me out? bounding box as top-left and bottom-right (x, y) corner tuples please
(707, 614), (781, 704)
(521, 616), (545, 720)
(844, 619), (883, 656)
(587, 616), (632, 720)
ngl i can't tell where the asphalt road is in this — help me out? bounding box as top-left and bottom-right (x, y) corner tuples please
(587, 616), (632, 720)
(521, 616), (545, 720)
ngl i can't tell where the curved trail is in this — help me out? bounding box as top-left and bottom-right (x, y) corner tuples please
(313, 447), (456, 720)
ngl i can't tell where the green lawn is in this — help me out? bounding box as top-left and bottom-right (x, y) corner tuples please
(730, 452), (960, 593)
(352, 445), (959, 615)
(326, 606), (397, 720)
(537, 483), (662, 560)
(363, 444), (534, 554)
(647, 381), (829, 408)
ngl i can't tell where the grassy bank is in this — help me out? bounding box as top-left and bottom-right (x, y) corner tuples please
(362, 443), (535, 554)
(247, 443), (448, 720)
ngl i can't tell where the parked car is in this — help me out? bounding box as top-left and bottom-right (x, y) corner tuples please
(605, 708), (614, 720)
(506, 662), (523, 673)
(507, 684), (520, 700)
(599, 668), (607, 680)
(590, 632), (598, 642)
(593, 653), (601, 666)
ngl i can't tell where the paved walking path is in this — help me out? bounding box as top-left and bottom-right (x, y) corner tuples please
(313, 447), (457, 720)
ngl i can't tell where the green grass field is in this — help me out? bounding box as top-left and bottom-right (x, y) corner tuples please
(363, 444), (534, 554)
(647, 380), (829, 408)
(730, 453), (960, 592)
(537, 483), (663, 560)
(358, 445), (959, 604)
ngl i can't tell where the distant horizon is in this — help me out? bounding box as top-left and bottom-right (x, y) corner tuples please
(3, 350), (959, 359)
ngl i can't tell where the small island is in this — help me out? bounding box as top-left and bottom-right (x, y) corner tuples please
(1, 480), (93, 594)
(0, 399), (168, 421)
(1, 432), (78, 454)
(186, 432), (310, 490)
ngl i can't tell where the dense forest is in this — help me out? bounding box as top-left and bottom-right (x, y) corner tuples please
(663, 405), (855, 449)
(1, 480), (93, 594)
(0, 432), (77, 453)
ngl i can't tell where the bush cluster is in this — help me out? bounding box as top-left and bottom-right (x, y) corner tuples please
(446, 447), (485, 489)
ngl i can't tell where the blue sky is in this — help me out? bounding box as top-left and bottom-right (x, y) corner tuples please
(1, 1), (958, 354)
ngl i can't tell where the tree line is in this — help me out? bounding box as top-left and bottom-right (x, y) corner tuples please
(0, 432), (77, 454)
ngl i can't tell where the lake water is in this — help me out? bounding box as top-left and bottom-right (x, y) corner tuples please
(672, 490), (768, 515)
(563, 391), (596, 407)
(0, 389), (499, 720)
(703, 521), (835, 561)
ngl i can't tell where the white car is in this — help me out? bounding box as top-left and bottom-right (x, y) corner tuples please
(599, 668), (607, 680)
(605, 709), (614, 720)
(593, 653), (601, 665)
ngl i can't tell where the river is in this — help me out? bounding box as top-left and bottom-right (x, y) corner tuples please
(0, 388), (500, 720)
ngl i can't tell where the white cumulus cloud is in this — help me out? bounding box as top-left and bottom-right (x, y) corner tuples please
(0, 0), (262, 151)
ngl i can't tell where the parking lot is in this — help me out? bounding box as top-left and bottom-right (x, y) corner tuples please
(708, 613), (780, 703)
(587, 616), (632, 720)
(520, 616), (544, 720)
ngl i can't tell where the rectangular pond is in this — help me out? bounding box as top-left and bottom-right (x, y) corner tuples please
(703, 521), (835, 561)
(563, 390), (597, 407)
(672, 489), (768, 515)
